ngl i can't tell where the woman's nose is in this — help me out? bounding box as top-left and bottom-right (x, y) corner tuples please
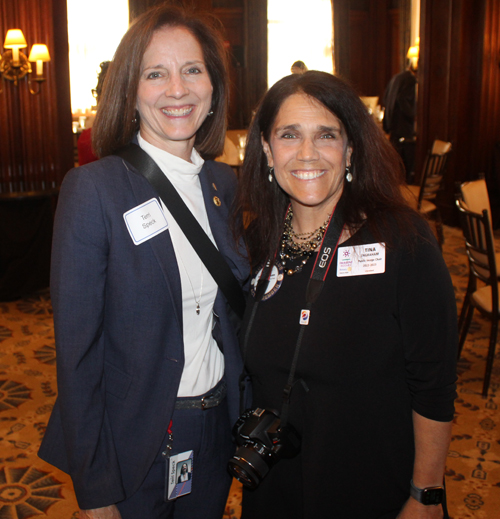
(166, 73), (189, 98)
(297, 138), (319, 161)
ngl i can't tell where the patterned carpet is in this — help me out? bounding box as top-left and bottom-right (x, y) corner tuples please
(0, 224), (498, 519)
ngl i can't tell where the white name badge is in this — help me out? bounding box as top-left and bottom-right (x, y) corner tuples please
(337, 242), (386, 277)
(123, 198), (169, 245)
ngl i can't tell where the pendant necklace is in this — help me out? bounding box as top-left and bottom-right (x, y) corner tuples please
(177, 253), (204, 315)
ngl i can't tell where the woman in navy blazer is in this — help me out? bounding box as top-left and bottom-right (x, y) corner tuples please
(38, 5), (248, 519)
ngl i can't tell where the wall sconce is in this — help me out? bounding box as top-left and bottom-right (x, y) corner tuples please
(0, 29), (51, 95)
(407, 37), (419, 70)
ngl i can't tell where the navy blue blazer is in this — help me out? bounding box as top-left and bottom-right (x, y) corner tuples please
(38, 154), (249, 509)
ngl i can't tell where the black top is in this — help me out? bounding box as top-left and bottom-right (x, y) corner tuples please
(242, 220), (457, 519)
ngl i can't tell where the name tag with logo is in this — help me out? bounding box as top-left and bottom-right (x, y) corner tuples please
(337, 242), (386, 277)
(123, 198), (169, 245)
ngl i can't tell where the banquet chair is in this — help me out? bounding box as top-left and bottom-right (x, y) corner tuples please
(458, 179), (500, 337)
(460, 178), (494, 227)
(402, 139), (452, 245)
(459, 177), (500, 272)
(215, 135), (241, 175)
(456, 197), (499, 397)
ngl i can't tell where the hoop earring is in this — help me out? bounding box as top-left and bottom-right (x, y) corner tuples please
(268, 167), (274, 183)
(345, 165), (353, 183)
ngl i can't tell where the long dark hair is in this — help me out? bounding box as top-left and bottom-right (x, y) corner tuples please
(233, 71), (420, 267)
(92, 3), (229, 159)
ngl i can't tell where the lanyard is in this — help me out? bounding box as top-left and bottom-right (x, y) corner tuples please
(239, 197), (346, 423)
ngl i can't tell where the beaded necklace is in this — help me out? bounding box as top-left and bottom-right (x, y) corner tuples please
(279, 206), (331, 276)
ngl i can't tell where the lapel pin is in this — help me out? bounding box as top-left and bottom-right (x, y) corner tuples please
(212, 183), (217, 190)
(213, 196), (221, 207)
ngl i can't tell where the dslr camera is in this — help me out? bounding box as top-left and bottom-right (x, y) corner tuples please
(227, 408), (301, 489)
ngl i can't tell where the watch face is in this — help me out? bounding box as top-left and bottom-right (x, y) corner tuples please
(422, 487), (444, 505)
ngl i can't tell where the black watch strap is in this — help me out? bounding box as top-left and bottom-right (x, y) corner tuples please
(410, 479), (444, 505)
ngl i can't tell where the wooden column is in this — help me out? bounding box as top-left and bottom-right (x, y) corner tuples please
(417, 0), (499, 224)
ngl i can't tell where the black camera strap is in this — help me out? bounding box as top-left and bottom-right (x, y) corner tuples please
(238, 258), (274, 414)
(239, 197), (346, 424)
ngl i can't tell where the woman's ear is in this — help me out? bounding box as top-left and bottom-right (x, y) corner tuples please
(261, 136), (274, 168)
(346, 145), (353, 167)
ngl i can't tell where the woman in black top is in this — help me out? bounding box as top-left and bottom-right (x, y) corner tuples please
(232, 71), (457, 519)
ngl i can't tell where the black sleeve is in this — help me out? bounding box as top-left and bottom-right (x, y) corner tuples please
(397, 225), (458, 421)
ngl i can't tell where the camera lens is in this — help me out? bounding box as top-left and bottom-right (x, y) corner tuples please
(228, 461), (257, 488)
(227, 445), (271, 489)
(228, 408), (301, 490)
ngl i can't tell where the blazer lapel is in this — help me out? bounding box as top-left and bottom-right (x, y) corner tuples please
(199, 162), (248, 284)
(123, 159), (184, 330)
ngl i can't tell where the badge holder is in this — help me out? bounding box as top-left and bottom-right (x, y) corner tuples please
(162, 422), (194, 501)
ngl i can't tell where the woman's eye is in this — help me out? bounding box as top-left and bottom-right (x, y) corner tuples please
(281, 133), (296, 139)
(320, 133), (335, 139)
(186, 67), (201, 74)
(146, 71), (162, 79)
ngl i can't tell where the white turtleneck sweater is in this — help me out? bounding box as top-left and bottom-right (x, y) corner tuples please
(138, 133), (223, 397)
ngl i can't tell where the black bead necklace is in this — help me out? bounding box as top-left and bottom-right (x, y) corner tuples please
(280, 206), (331, 276)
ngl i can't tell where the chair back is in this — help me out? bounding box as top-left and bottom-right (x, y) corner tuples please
(360, 96), (379, 112)
(460, 178), (493, 227)
(416, 140), (452, 209)
(215, 135), (240, 166)
(431, 139), (452, 155)
(456, 198), (498, 287)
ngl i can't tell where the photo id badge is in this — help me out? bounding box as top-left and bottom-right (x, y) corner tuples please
(165, 450), (194, 501)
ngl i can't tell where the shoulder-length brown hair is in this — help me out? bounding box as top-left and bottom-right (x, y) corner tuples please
(92, 3), (229, 159)
(234, 71), (421, 267)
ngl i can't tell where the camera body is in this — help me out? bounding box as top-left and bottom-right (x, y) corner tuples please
(227, 408), (301, 489)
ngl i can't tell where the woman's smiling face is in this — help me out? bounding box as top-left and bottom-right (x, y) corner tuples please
(136, 25), (213, 160)
(262, 93), (352, 219)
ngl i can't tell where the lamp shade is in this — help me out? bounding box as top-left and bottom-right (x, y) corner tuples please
(407, 45), (419, 59)
(4, 29), (27, 49)
(28, 44), (51, 62)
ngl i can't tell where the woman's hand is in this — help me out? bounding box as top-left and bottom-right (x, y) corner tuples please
(399, 411), (451, 519)
(79, 505), (122, 519)
(396, 497), (444, 519)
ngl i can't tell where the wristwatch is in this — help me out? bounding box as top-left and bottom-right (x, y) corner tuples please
(410, 479), (444, 505)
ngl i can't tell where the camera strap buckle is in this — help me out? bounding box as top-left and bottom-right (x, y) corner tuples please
(283, 384), (292, 401)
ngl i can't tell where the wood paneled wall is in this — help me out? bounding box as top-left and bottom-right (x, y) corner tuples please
(0, 0), (73, 195)
(417, 0), (500, 223)
(479, 0), (500, 183)
(334, 0), (500, 225)
(334, 0), (403, 98)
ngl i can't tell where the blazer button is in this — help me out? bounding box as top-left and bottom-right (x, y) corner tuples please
(213, 196), (221, 207)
